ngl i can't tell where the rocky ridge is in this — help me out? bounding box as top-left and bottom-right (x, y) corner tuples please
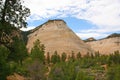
(84, 37), (96, 42)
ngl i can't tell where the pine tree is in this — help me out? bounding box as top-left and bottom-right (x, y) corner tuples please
(61, 52), (67, 62)
(76, 52), (81, 60)
(27, 40), (46, 80)
(8, 37), (28, 65)
(30, 39), (45, 63)
(51, 51), (60, 64)
(70, 51), (75, 61)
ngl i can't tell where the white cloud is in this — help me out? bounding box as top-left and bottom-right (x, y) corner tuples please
(20, 26), (36, 31)
(76, 32), (108, 39)
(23, 0), (120, 38)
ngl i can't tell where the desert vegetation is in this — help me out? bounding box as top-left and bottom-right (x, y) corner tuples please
(0, 38), (120, 80)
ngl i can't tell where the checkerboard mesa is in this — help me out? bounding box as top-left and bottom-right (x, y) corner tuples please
(26, 19), (93, 56)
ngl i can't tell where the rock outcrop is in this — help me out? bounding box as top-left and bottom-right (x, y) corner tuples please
(84, 37), (96, 42)
(87, 34), (120, 54)
(7, 73), (25, 80)
(26, 19), (93, 56)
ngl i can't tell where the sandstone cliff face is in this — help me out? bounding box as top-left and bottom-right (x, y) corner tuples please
(87, 37), (120, 54)
(26, 20), (93, 55)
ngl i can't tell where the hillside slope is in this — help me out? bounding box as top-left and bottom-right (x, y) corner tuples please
(86, 34), (120, 54)
(26, 19), (93, 56)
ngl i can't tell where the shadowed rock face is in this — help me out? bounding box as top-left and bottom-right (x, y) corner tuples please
(87, 36), (120, 55)
(26, 20), (93, 55)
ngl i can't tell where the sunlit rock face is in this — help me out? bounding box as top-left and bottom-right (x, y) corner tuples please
(87, 34), (120, 54)
(26, 19), (93, 56)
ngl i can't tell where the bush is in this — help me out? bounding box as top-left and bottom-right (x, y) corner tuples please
(107, 65), (120, 80)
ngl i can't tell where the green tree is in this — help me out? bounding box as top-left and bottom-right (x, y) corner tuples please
(30, 39), (45, 63)
(0, 45), (10, 63)
(113, 51), (120, 64)
(0, 45), (10, 80)
(90, 53), (94, 58)
(0, 0), (30, 28)
(107, 65), (120, 80)
(85, 52), (91, 58)
(70, 51), (75, 61)
(27, 40), (46, 80)
(61, 52), (67, 62)
(46, 52), (50, 64)
(94, 51), (100, 58)
(0, 0), (30, 55)
(51, 51), (60, 64)
(107, 51), (120, 65)
(76, 52), (81, 60)
(8, 37), (28, 65)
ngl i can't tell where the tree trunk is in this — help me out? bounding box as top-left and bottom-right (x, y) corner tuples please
(1, 0), (9, 23)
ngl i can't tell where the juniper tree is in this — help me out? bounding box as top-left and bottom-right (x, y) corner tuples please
(0, 0), (30, 28)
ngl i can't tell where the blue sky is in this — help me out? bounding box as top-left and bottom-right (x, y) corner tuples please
(21, 0), (120, 39)
(27, 17), (96, 32)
